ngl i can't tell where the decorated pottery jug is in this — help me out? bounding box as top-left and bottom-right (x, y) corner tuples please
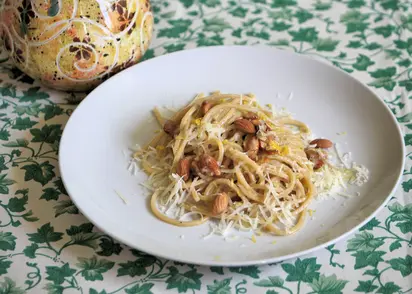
(0, 0), (153, 91)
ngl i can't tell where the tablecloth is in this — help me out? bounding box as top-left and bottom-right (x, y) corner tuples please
(0, 0), (411, 293)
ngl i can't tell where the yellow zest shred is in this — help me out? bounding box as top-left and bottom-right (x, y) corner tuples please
(308, 209), (316, 217)
(251, 235), (257, 243)
(156, 145), (165, 151)
(192, 118), (202, 126)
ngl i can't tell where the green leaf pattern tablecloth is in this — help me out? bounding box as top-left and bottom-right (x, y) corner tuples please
(0, 0), (412, 293)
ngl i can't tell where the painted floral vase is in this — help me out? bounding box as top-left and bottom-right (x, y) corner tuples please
(0, 0), (153, 91)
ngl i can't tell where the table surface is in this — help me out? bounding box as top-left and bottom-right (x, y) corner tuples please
(0, 0), (412, 293)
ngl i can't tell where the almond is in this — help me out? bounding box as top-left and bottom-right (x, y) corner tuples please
(212, 192), (229, 215)
(244, 135), (259, 160)
(305, 149), (324, 170)
(199, 154), (221, 176)
(201, 101), (213, 115)
(234, 119), (256, 134)
(310, 138), (333, 149)
(250, 119), (261, 126)
(163, 120), (178, 136)
(243, 112), (258, 120)
(176, 158), (191, 181)
(221, 156), (233, 169)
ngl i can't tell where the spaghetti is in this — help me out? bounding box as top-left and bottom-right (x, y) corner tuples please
(134, 92), (343, 236)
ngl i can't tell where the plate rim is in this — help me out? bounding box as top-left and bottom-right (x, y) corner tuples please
(59, 45), (406, 266)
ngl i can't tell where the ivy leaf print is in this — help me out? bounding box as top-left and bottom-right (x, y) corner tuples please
(179, 0), (194, 8)
(0, 232), (16, 251)
(164, 44), (185, 53)
(20, 87), (49, 102)
(229, 7), (248, 18)
(41, 188), (60, 201)
(97, 237), (123, 256)
(30, 124), (62, 144)
(254, 276), (284, 287)
(6, 194), (27, 213)
(281, 258), (321, 283)
(27, 223), (63, 244)
(44, 283), (64, 294)
(125, 283), (154, 294)
(351, 251), (386, 269)
(0, 130), (10, 141)
(378, 0), (399, 10)
(54, 200), (79, 217)
(12, 117), (37, 130)
(14, 102), (42, 116)
(45, 263), (76, 285)
(77, 256), (115, 281)
(271, 0), (296, 7)
(2, 139), (29, 148)
(388, 203), (412, 231)
(22, 162), (55, 186)
(0, 174), (15, 194)
(0, 260), (12, 276)
(89, 289), (108, 294)
(229, 266), (261, 278)
(0, 277), (24, 294)
(271, 21), (292, 31)
(389, 241), (402, 252)
(370, 67), (396, 78)
(199, 0), (221, 7)
(42, 104), (64, 120)
(117, 255), (157, 277)
(289, 27), (318, 42)
(384, 49), (402, 59)
(347, 232), (384, 252)
(197, 33), (224, 46)
(66, 223), (94, 235)
(165, 266), (203, 293)
(246, 30), (270, 40)
(373, 25), (395, 37)
(387, 256), (412, 277)
(352, 55), (375, 71)
(402, 179), (412, 193)
(376, 282), (401, 294)
(399, 80), (412, 91)
(308, 274), (348, 294)
(203, 17), (231, 32)
(312, 38), (339, 51)
(396, 220), (412, 233)
(398, 59), (411, 69)
(294, 10), (313, 23)
(23, 243), (39, 259)
(158, 19), (192, 38)
(206, 278), (232, 294)
(401, 14), (412, 31)
(363, 269), (379, 277)
(313, 1), (332, 10)
(359, 217), (380, 231)
(0, 157), (7, 173)
(210, 267), (224, 275)
(340, 10), (368, 33)
(48, 0), (60, 17)
(347, 0), (365, 8)
(368, 65), (397, 91)
(354, 280), (378, 293)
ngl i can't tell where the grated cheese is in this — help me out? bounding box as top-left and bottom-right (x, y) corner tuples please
(114, 190), (128, 205)
(308, 209), (316, 217)
(251, 235), (257, 243)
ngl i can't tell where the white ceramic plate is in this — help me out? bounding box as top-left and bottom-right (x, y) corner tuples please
(59, 46), (404, 266)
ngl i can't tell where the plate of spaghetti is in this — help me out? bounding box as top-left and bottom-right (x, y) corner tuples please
(60, 46), (404, 266)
